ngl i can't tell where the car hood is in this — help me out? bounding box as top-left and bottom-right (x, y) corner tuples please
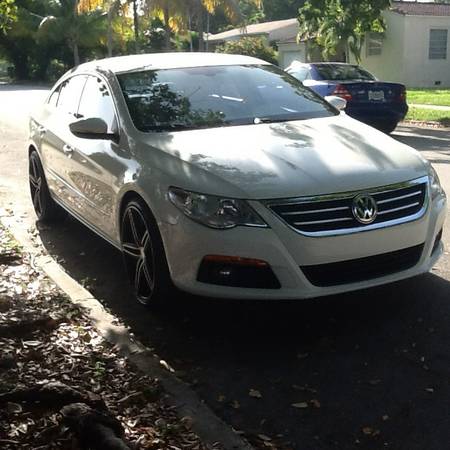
(139, 114), (428, 199)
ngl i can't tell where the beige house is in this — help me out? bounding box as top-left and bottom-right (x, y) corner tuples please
(209, 1), (450, 88)
(351, 1), (450, 87)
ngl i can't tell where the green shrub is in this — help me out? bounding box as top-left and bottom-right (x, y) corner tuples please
(215, 37), (278, 65)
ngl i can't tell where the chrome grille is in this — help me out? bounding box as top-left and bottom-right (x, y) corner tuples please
(266, 176), (428, 236)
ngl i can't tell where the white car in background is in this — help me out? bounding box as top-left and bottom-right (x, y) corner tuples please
(28, 53), (446, 306)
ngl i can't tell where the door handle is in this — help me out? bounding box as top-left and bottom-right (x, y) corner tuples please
(38, 125), (46, 137)
(63, 144), (74, 156)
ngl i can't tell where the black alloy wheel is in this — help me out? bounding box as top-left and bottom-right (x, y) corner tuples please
(29, 150), (64, 222)
(120, 199), (173, 306)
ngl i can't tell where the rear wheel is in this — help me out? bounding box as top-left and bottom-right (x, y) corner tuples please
(378, 121), (398, 134)
(120, 198), (174, 307)
(29, 150), (65, 222)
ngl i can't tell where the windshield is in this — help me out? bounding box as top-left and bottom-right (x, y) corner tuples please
(315, 64), (376, 81)
(117, 64), (337, 132)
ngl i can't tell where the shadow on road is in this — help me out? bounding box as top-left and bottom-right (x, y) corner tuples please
(36, 214), (450, 450)
(394, 126), (450, 156)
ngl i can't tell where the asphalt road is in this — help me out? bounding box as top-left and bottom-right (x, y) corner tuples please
(1, 84), (450, 450)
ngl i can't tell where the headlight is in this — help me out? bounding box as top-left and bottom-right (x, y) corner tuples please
(168, 187), (267, 229)
(428, 165), (445, 200)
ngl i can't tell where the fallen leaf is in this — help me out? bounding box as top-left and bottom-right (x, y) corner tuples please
(249, 389), (262, 398)
(257, 434), (272, 442)
(292, 402), (308, 409)
(159, 359), (175, 373)
(362, 427), (373, 435)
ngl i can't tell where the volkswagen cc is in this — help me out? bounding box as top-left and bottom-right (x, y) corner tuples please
(28, 53), (446, 306)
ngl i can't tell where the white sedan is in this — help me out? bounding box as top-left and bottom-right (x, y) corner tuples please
(28, 53), (446, 306)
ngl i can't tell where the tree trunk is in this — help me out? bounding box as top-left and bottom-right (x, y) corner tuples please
(72, 0), (80, 65)
(197, 2), (204, 52)
(133, 0), (139, 53)
(107, 7), (113, 57)
(163, 5), (171, 51)
(188, 11), (193, 52)
(73, 42), (80, 66)
(205, 12), (209, 51)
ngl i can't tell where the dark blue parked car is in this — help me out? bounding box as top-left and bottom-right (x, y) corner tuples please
(285, 62), (408, 133)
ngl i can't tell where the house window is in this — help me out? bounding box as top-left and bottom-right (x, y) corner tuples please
(367, 32), (383, 56)
(429, 29), (448, 60)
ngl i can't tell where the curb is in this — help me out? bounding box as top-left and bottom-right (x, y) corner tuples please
(400, 120), (450, 130)
(0, 213), (253, 450)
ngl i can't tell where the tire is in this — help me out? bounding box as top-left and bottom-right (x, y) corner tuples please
(378, 121), (398, 134)
(29, 150), (65, 223)
(120, 198), (174, 307)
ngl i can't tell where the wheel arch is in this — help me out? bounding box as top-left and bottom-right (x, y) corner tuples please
(117, 189), (159, 236)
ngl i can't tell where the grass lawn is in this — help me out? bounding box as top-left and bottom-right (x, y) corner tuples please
(407, 88), (450, 106)
(406, 106), (450, 126)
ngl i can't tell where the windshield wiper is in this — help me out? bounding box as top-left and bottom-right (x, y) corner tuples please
(253, 117), (292, 124)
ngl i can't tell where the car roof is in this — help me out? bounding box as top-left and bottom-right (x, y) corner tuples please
(74, 52), (271, 75)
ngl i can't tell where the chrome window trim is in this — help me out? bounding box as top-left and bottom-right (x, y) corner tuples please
(263, 176), (429, 237)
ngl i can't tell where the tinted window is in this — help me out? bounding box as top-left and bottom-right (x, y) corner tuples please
(78, 76), (117, 133)
(118, 65), (337, 132)
(57, 75), (87, 115)
(315, 64), (375, 81)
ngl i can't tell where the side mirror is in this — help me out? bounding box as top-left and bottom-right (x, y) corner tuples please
(324, 95), (347, 111)
(69, 117), (118, 141)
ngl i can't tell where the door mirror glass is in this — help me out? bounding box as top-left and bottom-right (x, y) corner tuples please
(324, 95), (347, 111)
(69, 117), (117, 140)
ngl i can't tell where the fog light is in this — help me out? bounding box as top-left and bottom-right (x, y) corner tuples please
(197, 255), (281, 289)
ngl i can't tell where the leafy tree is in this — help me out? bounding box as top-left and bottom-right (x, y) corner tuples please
(0, 0), (50, 79)
(0, 0), (18, 31)
(38, 0), (107, 66)
(298, 0), (390, 62)
(216, 36), (278, 64)
(264, 0), (304, 21)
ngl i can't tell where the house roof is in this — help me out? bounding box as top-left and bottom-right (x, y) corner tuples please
(391, 1), (450, 16)
(208, 18), (299, 43)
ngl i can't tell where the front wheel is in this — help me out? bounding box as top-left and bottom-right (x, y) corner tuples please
(120, 198), (174, 307)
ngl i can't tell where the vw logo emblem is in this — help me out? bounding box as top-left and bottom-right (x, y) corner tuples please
(352, 194), (378, 224)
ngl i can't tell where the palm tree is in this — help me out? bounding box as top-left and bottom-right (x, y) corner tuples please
(143, 0), (261, 51)
(38, 0), (106, 66)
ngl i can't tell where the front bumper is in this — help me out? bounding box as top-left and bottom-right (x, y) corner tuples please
(160, 191), (446, 300)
